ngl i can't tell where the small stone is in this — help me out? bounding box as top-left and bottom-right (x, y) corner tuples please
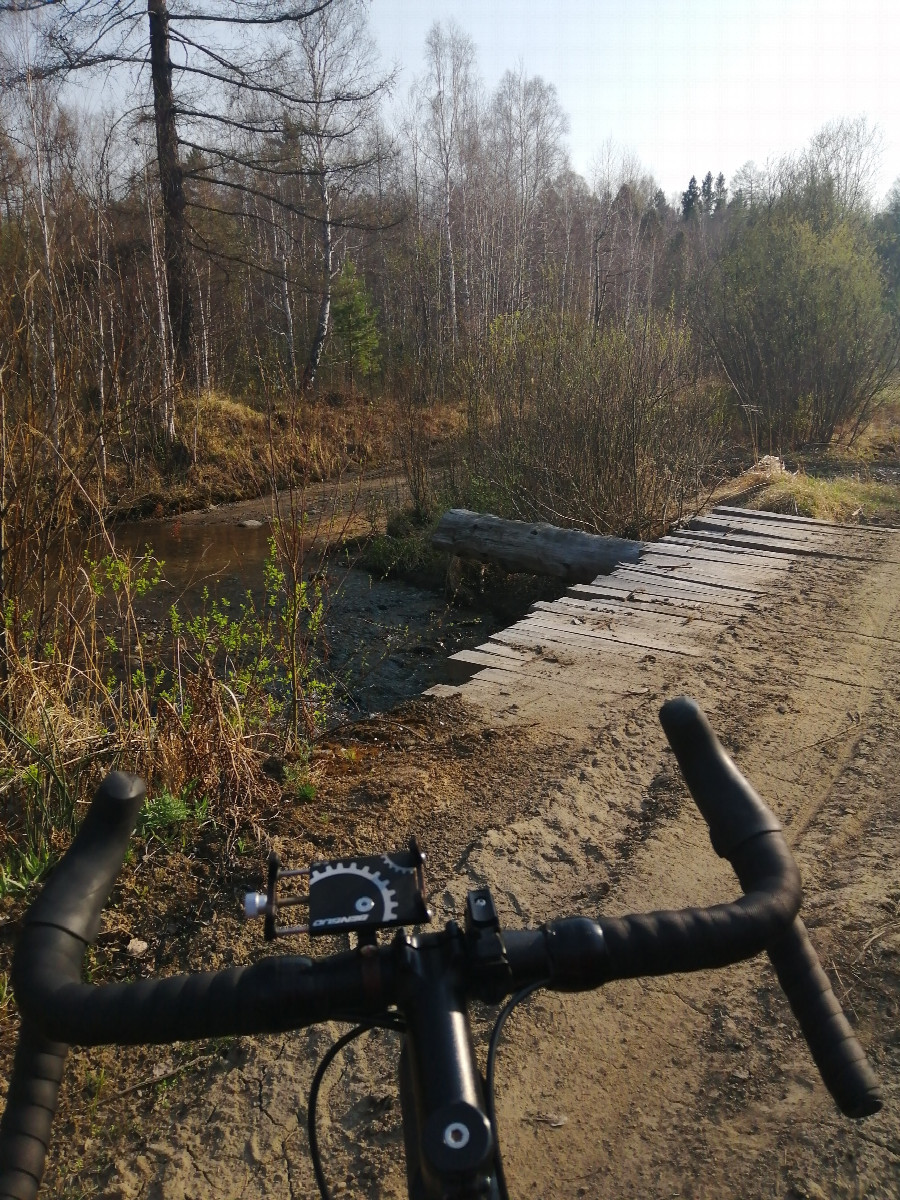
(127, 938), (148, 957)
(239, 518), (263, 529)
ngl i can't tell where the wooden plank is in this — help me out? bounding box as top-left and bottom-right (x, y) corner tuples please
(571, 580), (751, 611)
(649, 538), (793, 566)
(688, 516), (835, 548)
(613, 564), (762, 596)
(658, 534), (798, 563)
(712, 504), (888, 532)
(574, 570), (758, 601)
(568, 582), (701, 608)
(494, 623), (686, 667)
(445, 648), (537, 684)
(635, 554), (784, 585)
(639, 557), (786, 584)
(445, 650), (500, 683)
(440, 664), (653, 701)
(472, 639), (533, 663)
(655, 533), (792, 557)
(680, 525), (861, 561)
(511, 611), (701, 657)
(538, 596), (728, 635)
(697, 512), (844, 544)
(563, 588), (707, 616)
(707, 507), (900, 555)
(621, 557), (766, 584)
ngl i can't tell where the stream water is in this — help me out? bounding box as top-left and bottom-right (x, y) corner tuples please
(112, 517), (504, 724)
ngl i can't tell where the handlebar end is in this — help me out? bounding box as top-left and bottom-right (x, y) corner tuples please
(93, 771), (146, 813)
(244, 892), (268, 919)
(24, 772), (146, 944)
(659, 697), (782, 858)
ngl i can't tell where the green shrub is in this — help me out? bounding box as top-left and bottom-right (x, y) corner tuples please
(136, 784), (209, 844)
(705, 211), (897, 451)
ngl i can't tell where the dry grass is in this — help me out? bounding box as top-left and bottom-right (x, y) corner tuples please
(749, 472), (900, 524)
(716, 382), (900, 526)
(105, 387), (403, 519)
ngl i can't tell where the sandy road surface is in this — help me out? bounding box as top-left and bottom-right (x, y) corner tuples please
(485, 536), (900, 1200)
(72, 521), (900, 1199)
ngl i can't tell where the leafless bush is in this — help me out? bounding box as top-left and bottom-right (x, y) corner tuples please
(457, 312), (726, 539)
(395, 394), (437, 522)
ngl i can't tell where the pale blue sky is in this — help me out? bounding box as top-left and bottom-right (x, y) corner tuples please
(370, 0), (900, 205)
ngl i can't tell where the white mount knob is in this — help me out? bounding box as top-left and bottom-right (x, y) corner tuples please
(244, 892), (268, 919)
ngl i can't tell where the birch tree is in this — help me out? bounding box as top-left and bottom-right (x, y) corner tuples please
(286, 0), (394, 389)
(419, 20), (475, 346)
(490, 66), (568, 311)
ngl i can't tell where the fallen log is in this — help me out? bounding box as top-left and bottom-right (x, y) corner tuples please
(431, 509), (644, 583)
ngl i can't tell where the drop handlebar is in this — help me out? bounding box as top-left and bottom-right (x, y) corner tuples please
(0, 698), (883, 1200)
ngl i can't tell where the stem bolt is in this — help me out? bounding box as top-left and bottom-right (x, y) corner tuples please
(442, 1121), (471, 1150)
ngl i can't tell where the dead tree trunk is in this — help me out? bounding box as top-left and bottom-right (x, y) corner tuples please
(148, 0), (191, 382)
(432, 509), (644, 582)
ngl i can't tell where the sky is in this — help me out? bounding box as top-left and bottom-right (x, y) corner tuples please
(369, 0), (900, 206)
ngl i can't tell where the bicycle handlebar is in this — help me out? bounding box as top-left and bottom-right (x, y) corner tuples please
(660, 698), (882, 1118)
(0, 700), (883, 1200)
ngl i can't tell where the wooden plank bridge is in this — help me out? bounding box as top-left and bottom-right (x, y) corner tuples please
(429, 505), (900, 721)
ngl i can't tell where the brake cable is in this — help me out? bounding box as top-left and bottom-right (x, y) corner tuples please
(485, 982), (547, 1200)
(307, 1016), (407, 1200)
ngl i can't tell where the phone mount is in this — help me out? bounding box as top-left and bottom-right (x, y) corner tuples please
(244, 838), (432, 941)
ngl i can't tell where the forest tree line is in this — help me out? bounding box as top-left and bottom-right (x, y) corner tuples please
(1, 2), (900, 872)
(0, 0), (898, 525)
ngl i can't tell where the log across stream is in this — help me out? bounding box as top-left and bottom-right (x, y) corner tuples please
(432, 508), (644, 582)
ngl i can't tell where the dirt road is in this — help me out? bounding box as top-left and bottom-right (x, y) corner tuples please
(48, 518), (900, 1199)
(487, 535), (900, 1200)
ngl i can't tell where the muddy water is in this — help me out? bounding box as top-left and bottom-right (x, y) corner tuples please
(112, 517), (503, 722)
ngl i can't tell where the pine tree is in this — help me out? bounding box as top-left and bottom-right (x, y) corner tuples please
(681, 175), (700, 220)
(700, 171), (714, 216)
(332, 261), (380, 385)
(714, 172), (728, 213)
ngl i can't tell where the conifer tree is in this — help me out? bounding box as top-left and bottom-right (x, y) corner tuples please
(681, 175), (700, 219)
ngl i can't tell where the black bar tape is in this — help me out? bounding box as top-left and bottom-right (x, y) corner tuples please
(1, 774), (143, 1200)
(660, 700), (882, 1119)
(599, 832), (801, 980)
(659, 697), (782, 857)
(0, 1026), (68, 1200)
(11, 770), (395, 1047)
(767, 919), (883, 1118)
(14, 925), (387, 1046)
(26, 772), (145, 944)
